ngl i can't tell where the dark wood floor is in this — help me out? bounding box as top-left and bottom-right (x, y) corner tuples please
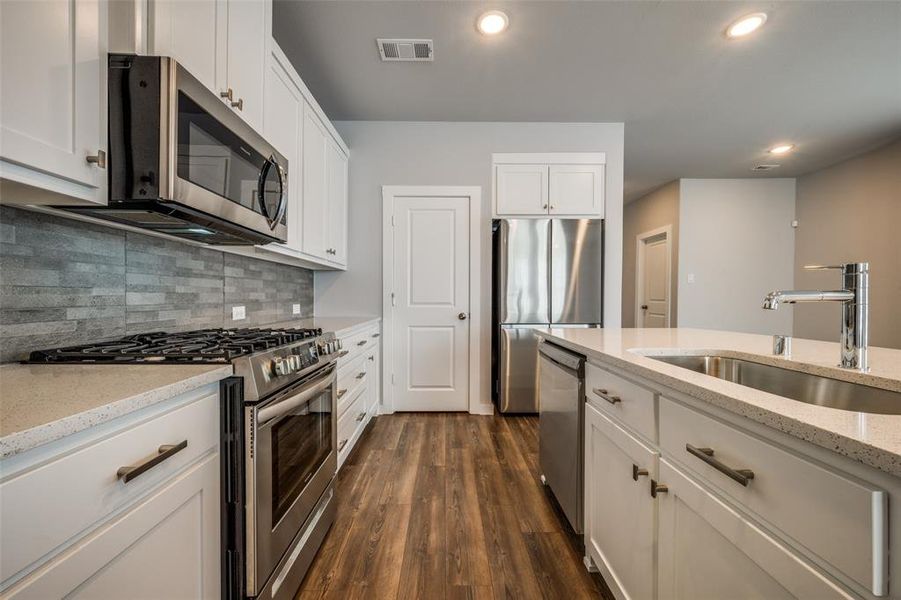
(296, 413), (612, 599)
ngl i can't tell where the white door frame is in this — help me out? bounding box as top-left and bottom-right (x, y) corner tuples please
(381, 185), (482, 414)
(635, 224), (673, 327)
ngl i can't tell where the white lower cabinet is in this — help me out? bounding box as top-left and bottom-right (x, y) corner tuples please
(581, 359), (897, 600)
(0, 387), (221, 599)
(334, 322), (381, 468)
(5, 453), (220, 600)
(656, 458), (851, 600)
(585, 402), (658, 600)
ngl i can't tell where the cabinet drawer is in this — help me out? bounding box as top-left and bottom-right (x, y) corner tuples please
(337, 353), (367, 415)
(586, 363), (656, 442)
(659, 397), (888, 596)
(337, 386), (367, 464)
(338, 326), (379, 363)
(0, 391), (219, 584)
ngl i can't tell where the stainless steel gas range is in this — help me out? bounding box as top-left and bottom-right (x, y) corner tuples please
(28, 326), (346, 599)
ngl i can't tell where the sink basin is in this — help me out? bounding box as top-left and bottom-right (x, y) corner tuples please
(648, 354), (901, 415)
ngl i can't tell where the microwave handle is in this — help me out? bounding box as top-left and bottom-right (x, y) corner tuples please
(257, 369), (335, 425)
(271, 162), (288, 228)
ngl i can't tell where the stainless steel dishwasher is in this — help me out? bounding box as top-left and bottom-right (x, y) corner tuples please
(538, 340), (585, 534)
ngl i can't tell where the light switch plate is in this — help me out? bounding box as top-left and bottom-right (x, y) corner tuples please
(687, 273), (696, 284)
(232, 305), (246, 320)
(292, 303), (301, 315)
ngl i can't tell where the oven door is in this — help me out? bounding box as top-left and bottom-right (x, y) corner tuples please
(248, 364), (337, 595)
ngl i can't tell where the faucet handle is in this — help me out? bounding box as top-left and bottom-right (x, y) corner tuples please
(804, 263), (869, 275)
(804, 264), (845, 271)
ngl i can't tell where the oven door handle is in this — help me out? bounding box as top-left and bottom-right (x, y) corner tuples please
(257, 370), (335, 426)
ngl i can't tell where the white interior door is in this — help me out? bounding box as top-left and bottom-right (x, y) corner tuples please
(637, 228), (671, 327)
(392, 196), (470, 411)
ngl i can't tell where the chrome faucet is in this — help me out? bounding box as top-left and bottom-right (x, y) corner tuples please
(762, 263), (869, 371)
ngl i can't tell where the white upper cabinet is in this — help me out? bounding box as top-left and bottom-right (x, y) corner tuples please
(0, 0), (108, 205)
(264, 47), (304, 253)
(148, 0), (227, 94)
(493, 153), (606, 218)
(224, 0), (267, 131)
(301, 104), (329, 261)
(148, 0), (268, 132)
(495, 165), (549, 215)
(549, 164), (605, 216)
(326, 139), (348, 266)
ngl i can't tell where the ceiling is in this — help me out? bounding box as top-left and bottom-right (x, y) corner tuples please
(273, 1), (901, 201)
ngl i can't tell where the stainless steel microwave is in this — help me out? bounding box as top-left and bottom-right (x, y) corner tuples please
(65, 54), (288, 245)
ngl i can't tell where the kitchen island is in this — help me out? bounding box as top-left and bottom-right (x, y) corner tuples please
(536, 327), (901, 600)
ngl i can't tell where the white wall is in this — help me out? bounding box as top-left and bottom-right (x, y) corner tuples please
(677, 179), (795, 335)
(314, 121), (625, 409)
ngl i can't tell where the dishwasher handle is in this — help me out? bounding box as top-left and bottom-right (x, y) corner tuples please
(538, 342), (584, 372)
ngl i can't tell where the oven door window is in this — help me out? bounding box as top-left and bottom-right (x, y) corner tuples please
(270, 386), (333, 525)
(176, 91), (270, 214)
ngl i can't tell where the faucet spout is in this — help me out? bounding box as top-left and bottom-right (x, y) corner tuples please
(762, 290), (854, 310)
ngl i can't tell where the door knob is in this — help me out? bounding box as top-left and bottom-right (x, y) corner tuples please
(641, 305), (648, 310)
(458, 312), (468, 320)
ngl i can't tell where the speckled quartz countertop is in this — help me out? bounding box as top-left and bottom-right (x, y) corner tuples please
(0, 363), (232, 459)
(536, 328), (901, 476)
(267, 316), (381, 336)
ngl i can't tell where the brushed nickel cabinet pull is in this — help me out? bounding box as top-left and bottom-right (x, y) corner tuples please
(686, 444), (755, 486)
(356, 340), (367, 346)
(356, 411), (366, 422)
(220, 88), (233, 101)
(231, 97), (243, 110)
(86, 150), (106, 169)
(117, 440), (187, 483)
(632, 464), (649, 481)
(337, 350), (349, 358)
(372, 333), (380, 338)
(337, 389), (347, 399)
(592, 388), (622, 405)
(338, 439), (348, 451)
(368, 356), (375, 362)
(356, 372), (366, 379)
(650, 479), (668, 498)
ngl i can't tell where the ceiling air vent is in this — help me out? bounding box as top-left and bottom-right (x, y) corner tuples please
(377, 39), (434, 62)
(753, 164), (781, 171)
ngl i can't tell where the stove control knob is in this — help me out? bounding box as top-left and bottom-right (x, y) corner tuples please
(273, 358), (291, 376)
(289, 355), (302, 370)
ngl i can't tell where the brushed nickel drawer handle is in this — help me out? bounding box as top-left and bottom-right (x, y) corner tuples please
(337, 350), (349, 358)
(337, 388), (347, 399)
(117, 440), (187, 483)
(592, 388), (621, 405)
(356, 340), (367, 347)
(86, 150), (106, 169)
(231, 97), (243, 111)
(632, 464), (649, 481)
(650, 479), (668, 498)
(356, 372), (366, 379)
(371, 333), (380, 338)
(686, 444), (755, 487)
(338, 439), (348, 451)
(356, 411), (366, 422)
(368, 356), (375, 362)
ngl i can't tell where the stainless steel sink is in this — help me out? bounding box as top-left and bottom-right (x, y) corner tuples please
(648, 355), (901, 415)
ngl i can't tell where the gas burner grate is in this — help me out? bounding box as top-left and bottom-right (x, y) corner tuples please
(27, 327), (324, 364)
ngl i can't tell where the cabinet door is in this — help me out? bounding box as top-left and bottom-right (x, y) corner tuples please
(149, 0), (227, 96)
(326, 140), (348, 266)
(225, 0), (267, 132)
(549, 164), (604, 216)
(0, 0), (106, 198)
(301, 104), (329, 260)
(495, 164), (549, 215)
(264, 50), (303, 253)
(5, 453), (220, 600)
(656, 458), (851, 600)
(585, 403), (657, 600)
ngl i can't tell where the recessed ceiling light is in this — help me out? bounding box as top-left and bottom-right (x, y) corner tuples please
(477, 10), (509, 35)
(726, 12), (767, 38)
(769, 144), (795, 155)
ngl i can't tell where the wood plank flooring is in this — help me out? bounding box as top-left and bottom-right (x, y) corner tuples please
(296, 413), (612, 600)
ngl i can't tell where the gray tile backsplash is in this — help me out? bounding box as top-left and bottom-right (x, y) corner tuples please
(0, 206), (314, 362)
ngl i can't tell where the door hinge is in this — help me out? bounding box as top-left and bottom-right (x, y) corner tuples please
(391, 214), (396, 226)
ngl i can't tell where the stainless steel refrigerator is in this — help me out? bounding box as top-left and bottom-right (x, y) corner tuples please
(492, 219), (603, 413)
